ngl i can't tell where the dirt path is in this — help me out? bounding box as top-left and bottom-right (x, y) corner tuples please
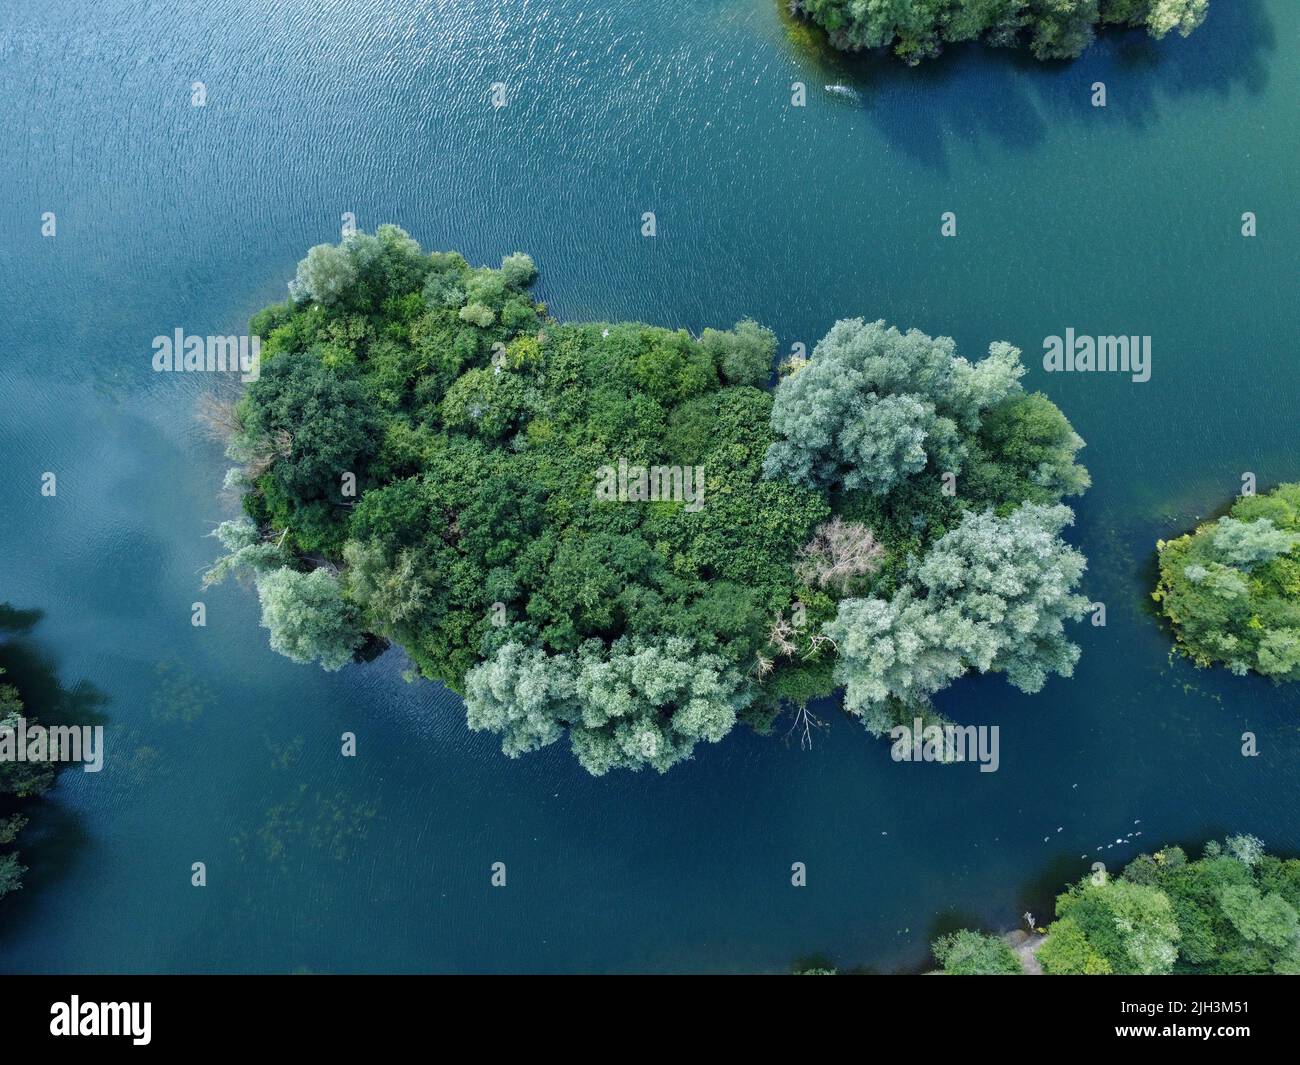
(1004, 930), (1046, 974)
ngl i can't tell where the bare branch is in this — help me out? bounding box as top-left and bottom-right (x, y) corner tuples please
(783, 703), (825, 751)
(767, 611), (800, 657)
(196, 390), (244, 442)
(797, 515), (884, 595)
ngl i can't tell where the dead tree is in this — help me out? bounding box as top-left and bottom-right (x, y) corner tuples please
(797, 515), (884, 595)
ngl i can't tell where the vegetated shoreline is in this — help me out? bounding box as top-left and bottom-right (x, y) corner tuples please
(0, 604), (103, 911)
(798, 834), (1300, 975)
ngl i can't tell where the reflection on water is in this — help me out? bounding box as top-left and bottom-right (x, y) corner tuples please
(0, 605), (106, 945)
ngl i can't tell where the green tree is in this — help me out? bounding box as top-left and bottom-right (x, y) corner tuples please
(700, 319), (777, 388)
(932, 929), (1023, 974)
(0, 851), (24, 900)
(1218, 884), (1300, 952)
(254, 568), (364, 671)
(963, 392), (1090, 510)
(1037, 916), (1113, 974)
(1144, 0), (1209, 39)
(499, 252), (538, 289)
(827, 503), (1087, 732)
(763, 320), (1023, 494)
(466, 637), (756, 775)
(239, 352), (380, 537)
(202, 518), (288, 587)
(1154, 484), (1300, 679)
(290, 242), (358, 307)
(1, 645), (94, 902)
(1046, 877), (1180, 975)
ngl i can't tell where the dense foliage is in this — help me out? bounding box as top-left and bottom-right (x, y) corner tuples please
(1154, 484), (1300, 679)
(0, 667), (55, 900)
(792, 0), (1209, 63)
(931, 929), (1023, 974)
(1037, 836), (1300, 975)
(827, 502), (1088, 734)
(209, 227), (1090, 774)
(930, 836), (1300, 975)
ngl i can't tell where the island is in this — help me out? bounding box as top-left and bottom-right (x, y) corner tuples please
(789, 0), (1209, 63)
(206, 226), (1091, 775)
(1154, 483), (1300, 679)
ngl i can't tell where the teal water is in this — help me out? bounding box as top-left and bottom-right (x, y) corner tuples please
(0, 0), (1297, 973)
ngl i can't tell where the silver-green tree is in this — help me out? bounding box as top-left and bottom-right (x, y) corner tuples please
(254, 567), (364, 671)
(826, 503), (1088, 733)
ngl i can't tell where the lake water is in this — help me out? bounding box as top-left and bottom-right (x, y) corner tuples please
(1, 0), (1297, 973)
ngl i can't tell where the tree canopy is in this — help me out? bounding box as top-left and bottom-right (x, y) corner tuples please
(932, 835), (1300, 976)
(827, 503), (1088, 734)
(931, 929), (1023, 974)
(763, 320), (1025, 496)
(209, 227), (1090, 774)
(1154, 483), (1300, 679)
(1, 671), (45, 900)
(0, 664), (59, 901)
(1037, 836), (1300, 975)
(792, 0), (1209, 63)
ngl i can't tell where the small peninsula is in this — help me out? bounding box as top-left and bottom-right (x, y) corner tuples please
(207, 227), (1091, 775)
(932, 835), (1300, 975)
(790, 0), (1209, 64)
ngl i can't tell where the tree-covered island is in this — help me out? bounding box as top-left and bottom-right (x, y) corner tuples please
(207, 226), (1091, 775)
(1154, 483), (1300, 679)
(790, 0), (1209, 64)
